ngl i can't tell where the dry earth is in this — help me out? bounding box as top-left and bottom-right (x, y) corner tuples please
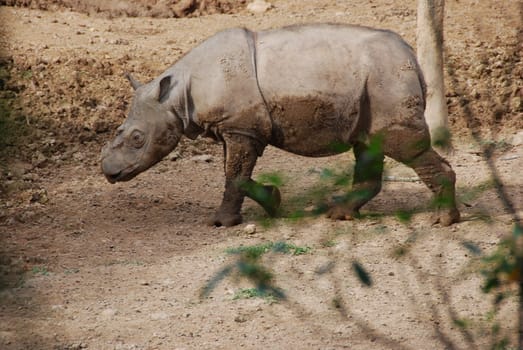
(0, 1), (522, 349)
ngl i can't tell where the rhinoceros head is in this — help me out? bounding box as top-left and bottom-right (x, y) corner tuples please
(101, 73), (185, 183)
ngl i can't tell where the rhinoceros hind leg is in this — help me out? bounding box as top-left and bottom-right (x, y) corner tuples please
(326, 142), (384, 220)
(406, 148), (460, 226)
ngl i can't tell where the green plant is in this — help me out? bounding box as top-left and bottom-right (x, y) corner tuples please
(233, 287), (279, 303)
(225, 241), (311, 257)
(322, 240), (337, 248)
(481, 224), (522, 295)
(202, 241), (311, 300)
(31, 266), (49, 276)
(461, 223), (523, 349)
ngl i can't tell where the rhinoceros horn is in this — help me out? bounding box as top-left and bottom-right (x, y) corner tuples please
(125, 73), (143, 90)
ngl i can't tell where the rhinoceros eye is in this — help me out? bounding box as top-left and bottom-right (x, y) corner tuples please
(129, 130), (145, 148)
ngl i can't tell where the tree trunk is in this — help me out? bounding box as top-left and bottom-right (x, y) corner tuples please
(416, 0), (449, 149)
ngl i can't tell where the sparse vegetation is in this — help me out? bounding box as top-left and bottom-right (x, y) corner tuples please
(31, 266), (49, 276)
(233, 287), (279, 303)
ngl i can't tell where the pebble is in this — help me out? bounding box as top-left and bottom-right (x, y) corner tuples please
(31, 151), (48, 168)
(22, 172), (39, 181)
(243, 223), (256, 234)
(100, 308), (118, 319)
(234, 315), (247, 323)
(30, 189), (48, 204)
(150, 311), (170, 321)
(190, 154), (213, 163)
(509, 130), (523, 146)
(247, 0), (273, 14)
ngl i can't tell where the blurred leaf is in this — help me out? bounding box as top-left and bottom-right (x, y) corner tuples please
(256, 172), (285, 187)
(287, 210), (306, 220)
(272, 241), (311, 255)
(237, 260), (273, 285)
(200, 265), (233, 298)
(453, 318), (469, 329)
(513, 223), (522, 237)
(494, 292), (506, 305)
(482, 276), (500, 293)
(395, 210), (413, 223)
(352, 261), (372, 287)
(320, 168), (335, 180)
(367, 133), (384, 155)
(462, 241), (483, 256)
(432, 126), (452, 149)
(328, 141), (352, 153)
(393, 245), (409, 258)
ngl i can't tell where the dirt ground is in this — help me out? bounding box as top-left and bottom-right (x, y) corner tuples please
(0, 0), (522, 349)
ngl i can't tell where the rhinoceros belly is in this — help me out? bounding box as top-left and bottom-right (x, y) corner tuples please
(256, 25), (370, 156)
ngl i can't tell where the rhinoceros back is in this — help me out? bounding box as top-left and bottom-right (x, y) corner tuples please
(255, 24), (426, 156)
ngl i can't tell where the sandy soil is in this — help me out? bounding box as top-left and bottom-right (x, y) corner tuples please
(0, 1), (522, 349)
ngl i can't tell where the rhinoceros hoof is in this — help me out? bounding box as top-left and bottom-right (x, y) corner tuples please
(208, 212), (243, 227)
(326, 206), (360, 221)
(431, 208), (460, 226)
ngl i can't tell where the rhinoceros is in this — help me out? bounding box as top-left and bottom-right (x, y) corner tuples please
(101, 24), (460, 227)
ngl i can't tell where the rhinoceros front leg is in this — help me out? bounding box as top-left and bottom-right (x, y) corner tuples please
(208, 133), (281, 227)
(327, 142), (384, 220)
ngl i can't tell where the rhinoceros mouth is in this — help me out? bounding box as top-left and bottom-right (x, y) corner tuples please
(103, 163), (140, 184)
(105, 171), (122, 184)
(105, 169), (139, 183)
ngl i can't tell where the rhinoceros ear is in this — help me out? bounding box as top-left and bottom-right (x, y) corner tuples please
(158, 75), (175, 103)
(125, 73), (143, 90)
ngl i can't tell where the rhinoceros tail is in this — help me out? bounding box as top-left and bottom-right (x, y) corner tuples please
(416, 62), (428, 111)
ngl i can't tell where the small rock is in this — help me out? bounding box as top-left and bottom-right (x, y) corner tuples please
(30, 189), (48, 204)
(109, 38), (129, 45)
(31, 151), (48, 168)
(234, 315), (247, 323)
(247, 0), (273, 14)
(73, 152), (86, 162)
(9, 161), (33, 178)
(190, 154), (213, 163)
(22, 173), (39, 182)
(100, 308), (118, 319)
(16, 210), (37, 223)
(150, 311), (170, 321)
(304, 205), (316, 212)
(243, 224), (256, 234)
(509, 130), (523, 146)
(170, 151), (181, 161)
(510, 95), (522, 112)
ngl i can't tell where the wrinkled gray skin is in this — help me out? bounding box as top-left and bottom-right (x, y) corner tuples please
(101, 24), (460, 227)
